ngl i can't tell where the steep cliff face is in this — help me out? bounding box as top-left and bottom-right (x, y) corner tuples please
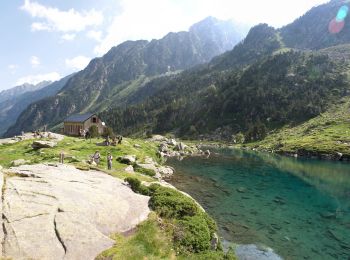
(6, 17), (244, 136)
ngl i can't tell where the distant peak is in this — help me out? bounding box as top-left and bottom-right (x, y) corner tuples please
(189, 16), (224, 31)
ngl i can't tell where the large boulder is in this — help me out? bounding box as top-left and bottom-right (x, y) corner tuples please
(167, 139), (177, 146)
(150, 135), (168, 142)
(32, 140), (57, 149)
(159, 143), (169, 153)
(11, 159), (30, 166)
(2, 164), (150, 260)
(117, 155), (137, 165)
(174, 142), (187, 151)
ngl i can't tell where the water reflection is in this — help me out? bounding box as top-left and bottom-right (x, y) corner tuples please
(167, 149), (350, 260)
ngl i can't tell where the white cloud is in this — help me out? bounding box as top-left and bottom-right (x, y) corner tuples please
(16, 72), (61, 85)
(31, 22), (51, 31)
(65, 56), (90, 71)
(21, 0), (103, 33)
(62, 33), (76, 41)
(30, 56), (40, 67)
(8, 64), (19, 74)
(86, 30), (102, 42)
(94, 0), (329, 55)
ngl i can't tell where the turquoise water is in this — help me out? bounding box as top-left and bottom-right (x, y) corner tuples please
(166, 149), (350, 259)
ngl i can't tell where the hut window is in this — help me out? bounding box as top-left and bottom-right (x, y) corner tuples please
(92, 117), (97, 123)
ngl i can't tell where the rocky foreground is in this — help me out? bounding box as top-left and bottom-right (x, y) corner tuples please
(0, 164), (150, 260)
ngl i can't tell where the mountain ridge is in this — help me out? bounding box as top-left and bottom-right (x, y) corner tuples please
(5, 17), (246, 136)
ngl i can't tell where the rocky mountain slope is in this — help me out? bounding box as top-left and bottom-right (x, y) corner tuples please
(5, 17), (245, 137)
(0, 75), (72, 136)
(0, 81), (51, 104)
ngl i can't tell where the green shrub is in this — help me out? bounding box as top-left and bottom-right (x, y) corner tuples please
(124, 177), (150, 195)
(102, 126), (115, 138)
(89, 125), (99, 138)
(149, 186), (199, 219)
(174, 215), (211, 253)
(134, 164), (156, 177)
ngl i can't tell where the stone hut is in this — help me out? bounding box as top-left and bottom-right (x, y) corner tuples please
(63, 113), (105, 136)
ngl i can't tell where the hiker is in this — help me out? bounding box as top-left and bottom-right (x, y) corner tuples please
(105, 135), (110, 146)
(59, 151), (65, 164)
(111, 136), (117, 146)
(107, 153), (113, 170)
(93, 151), (101, 164)
(118, 135), (123, 144)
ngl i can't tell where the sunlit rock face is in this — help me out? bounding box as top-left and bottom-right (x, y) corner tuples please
(0, 164), (150, 260)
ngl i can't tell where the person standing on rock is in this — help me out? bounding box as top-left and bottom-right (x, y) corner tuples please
(107, 153), (113, 170)
(93, 151), (101, 164)
(59, 151), (65, 164)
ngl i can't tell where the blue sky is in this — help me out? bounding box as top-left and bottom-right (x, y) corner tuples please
(0, 0), (329, 90)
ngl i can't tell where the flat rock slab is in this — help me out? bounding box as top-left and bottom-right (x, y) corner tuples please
(1, 164), (150, 260)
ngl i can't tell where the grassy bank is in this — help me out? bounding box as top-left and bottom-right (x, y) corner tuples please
(0, 136), (160, 181)
(246, 97), (350, 158)
(0, 135), (233, 259)
(99, 178), (236, 259)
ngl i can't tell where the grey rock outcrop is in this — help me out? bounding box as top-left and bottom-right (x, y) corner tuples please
(117, 155), (137, 165)
(32, 140), (57, 149)
(11, 159), (30, 166)
(0, 164), (150, 260)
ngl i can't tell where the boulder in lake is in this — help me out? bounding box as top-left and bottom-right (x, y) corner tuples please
(235, 244), (282, 260)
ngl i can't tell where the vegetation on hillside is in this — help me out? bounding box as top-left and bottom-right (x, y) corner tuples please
(246, 96), (350, 157)
(101, 50), (349, 141)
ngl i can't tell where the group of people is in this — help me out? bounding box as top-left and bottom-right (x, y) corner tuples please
(91, 151), (113, 170)
(79, 129), (90, 139)
(105, 135), (123, 146)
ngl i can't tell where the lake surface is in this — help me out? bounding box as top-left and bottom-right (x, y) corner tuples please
(166, 149), (350, 260)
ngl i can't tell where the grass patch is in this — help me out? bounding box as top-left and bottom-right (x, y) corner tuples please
(97, 213), (175, 260)
(133, 164), (157, 177)
(0, 136), (159, 183)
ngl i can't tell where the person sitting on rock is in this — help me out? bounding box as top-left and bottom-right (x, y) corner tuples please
(111, 136), (117, 146)
(107, 153), (113, 170)
(93, 151), (101, 164)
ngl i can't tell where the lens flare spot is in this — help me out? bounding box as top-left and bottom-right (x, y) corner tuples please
(329, 18), (345, 34)
(336, 5), (349, 21)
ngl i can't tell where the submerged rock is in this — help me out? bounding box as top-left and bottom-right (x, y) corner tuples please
(235, 244), (283, 260)
(2, 164), (150, 260)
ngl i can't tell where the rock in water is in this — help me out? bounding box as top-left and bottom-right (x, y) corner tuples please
(235, 244), (282, 260)
(32, 140), (57, 149)
(1, 164), (150, 260)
